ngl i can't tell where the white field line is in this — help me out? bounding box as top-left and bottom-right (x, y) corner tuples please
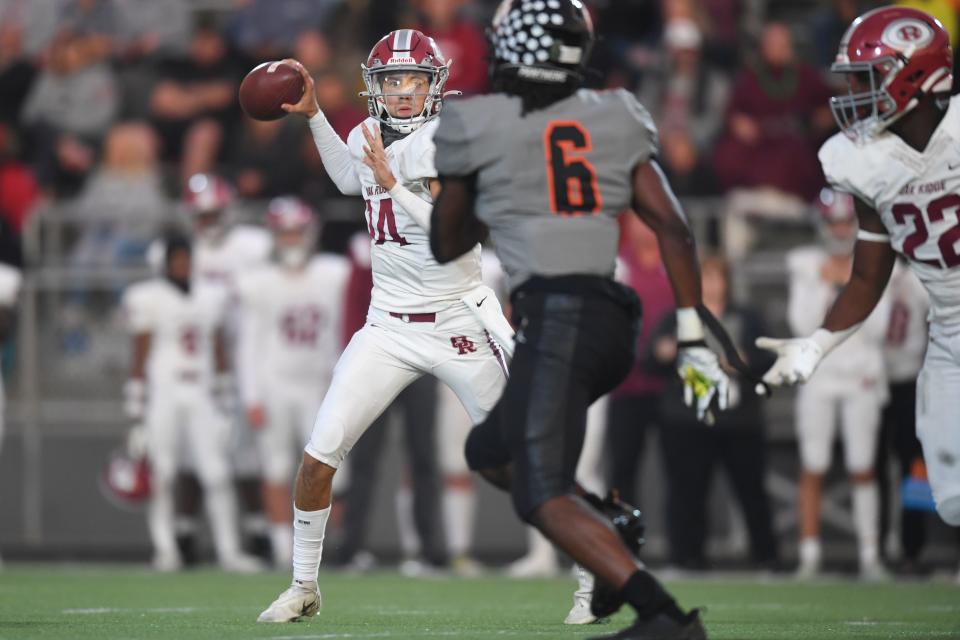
(61, 607), (201, 615)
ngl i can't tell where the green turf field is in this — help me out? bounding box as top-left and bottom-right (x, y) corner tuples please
(0, 566), (958, 639)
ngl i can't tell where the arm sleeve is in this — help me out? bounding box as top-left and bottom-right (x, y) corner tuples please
(308, 111), (363, 196)
(388, 182), (432, 230)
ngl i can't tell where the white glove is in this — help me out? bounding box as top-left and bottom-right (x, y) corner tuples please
(755, 336), (824, 386)
(677, 344), (730, 424)
(123, 378), (146, 421)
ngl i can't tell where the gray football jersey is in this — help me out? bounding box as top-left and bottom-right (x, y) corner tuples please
(434, 88), (658, 291)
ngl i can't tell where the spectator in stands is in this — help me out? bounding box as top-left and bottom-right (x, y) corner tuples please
(113, 0), (192, 61)
(70, 122), (171, 269)
(809, 0), (863, 71)
(20, 30), (118, 195)
(228, 0), (340, 60)
(293, 28), (333, 75)
(592, 0), (663, 90)
(0, 123), (39, 236)
(226, 116), (310, 200)
(0, 1), (38, 125)
(636, 17), (729, 196)
(650, 253), (779, 571)
(148, 19), (241, 184)
(713, 22), (834, 257)
(699, 0), (743, 72)
(415, 0), (488, 95)
(57, 0), (117, 64)
(606, 214), (674, 506)
(787, 190), (891, 581)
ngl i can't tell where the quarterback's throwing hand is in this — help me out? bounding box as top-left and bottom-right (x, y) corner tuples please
(755, 336), (823, 387)
(677, 344), (729, 424)
(361, 122), (397, 190)
(279, 58), (319, 118)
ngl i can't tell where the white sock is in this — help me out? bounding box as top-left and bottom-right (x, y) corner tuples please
(394, 485), (421, 558)
(148, 477), (179, 559)
(442, 484), (476, 557)
(574, 564), (594, 597)
(269, 523), (293, 567)
(174, 515), (198, 537)
(852, 481), (880, 566)
(204, 482), (243, 561)
(293, 506), (330, 584)
(799, 537), (821, 568)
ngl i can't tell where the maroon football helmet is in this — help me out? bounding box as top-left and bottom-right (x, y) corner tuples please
(184, 173), (235, 241)
(360, 29), (451, 134)
(100, 427), (151, 510)
(831, 6), (953, 140)
(267, 196), (316, 268)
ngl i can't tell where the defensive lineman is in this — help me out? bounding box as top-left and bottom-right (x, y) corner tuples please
(257, 30), (509, 622)
(757, 6), (960, 529)
(430, 1), (723, 638)
(236, 197), (350, 567)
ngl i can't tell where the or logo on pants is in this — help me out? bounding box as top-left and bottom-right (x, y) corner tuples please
(450, 336), (477, 355)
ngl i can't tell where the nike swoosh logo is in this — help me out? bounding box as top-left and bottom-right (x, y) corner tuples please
(476, 297), (487, 308)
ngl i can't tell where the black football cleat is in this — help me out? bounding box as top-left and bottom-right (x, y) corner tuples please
(587, 609), (707, 640)
(583, 491), (646, 618)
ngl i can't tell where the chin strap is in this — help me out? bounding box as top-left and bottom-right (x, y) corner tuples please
(695, 303), (771, 397)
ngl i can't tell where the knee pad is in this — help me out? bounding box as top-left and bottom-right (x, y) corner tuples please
(936, 494), (960, 526)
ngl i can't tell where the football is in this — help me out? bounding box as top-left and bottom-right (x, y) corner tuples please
(238, 60), (305, 121)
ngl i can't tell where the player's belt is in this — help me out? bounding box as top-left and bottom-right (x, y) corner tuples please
(389, 311), (436, 323)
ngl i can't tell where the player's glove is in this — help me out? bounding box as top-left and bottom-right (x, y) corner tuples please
(677, 342), (729, 424)
(123, 378), (146, 421)
(755, 336), (824, 386)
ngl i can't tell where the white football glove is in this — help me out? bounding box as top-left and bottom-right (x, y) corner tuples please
(755, 336), (824, 387)
(677, 344), (730, 424)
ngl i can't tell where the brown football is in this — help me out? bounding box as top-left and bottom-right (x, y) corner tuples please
(238, 61), (305, 121)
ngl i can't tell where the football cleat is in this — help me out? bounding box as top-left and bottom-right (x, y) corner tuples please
(587, 609), (707, 640)
(564, 564), (598, 625)
(257, 581), (321, 623)
(583, 492), (646, 619)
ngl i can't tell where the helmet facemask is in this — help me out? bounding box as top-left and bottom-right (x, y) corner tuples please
(830, 57), (907, 141)
(361, 66), (449, 134)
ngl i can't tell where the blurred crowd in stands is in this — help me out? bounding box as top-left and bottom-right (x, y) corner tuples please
(2, 0), (960, 578)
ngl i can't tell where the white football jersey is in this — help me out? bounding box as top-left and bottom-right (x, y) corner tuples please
(787, 246), (891, 383)
(346, 117), (482, 313)
(884, 260), (930, 383)
(122, 279), (228, 386)
(235, 254), (351, 405)
(819, 95), (960, 331)
(193, 225), (273, 291)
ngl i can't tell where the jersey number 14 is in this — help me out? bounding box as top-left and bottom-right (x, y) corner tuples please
(366, 198), (409, 246)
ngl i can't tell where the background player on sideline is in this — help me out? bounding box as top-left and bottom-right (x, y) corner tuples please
(257, 30), (510, 623)
(236, 197), (350, 567)
(122, 235), (260, 573)
(430, 1), (724, 637)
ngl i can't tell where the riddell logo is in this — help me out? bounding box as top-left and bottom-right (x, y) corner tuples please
(388, 56), (417, 65)
(450, 336), (477, 355)
(882, 19), (934, 49)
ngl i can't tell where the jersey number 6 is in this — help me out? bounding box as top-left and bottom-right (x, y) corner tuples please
(544, 121), (602, 216)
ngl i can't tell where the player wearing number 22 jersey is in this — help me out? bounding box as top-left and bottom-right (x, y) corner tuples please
(257, 30), (511, 624)
(756, 6), (960, 528)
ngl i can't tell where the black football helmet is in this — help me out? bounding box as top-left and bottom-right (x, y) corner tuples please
(489, 0), (595, 86)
